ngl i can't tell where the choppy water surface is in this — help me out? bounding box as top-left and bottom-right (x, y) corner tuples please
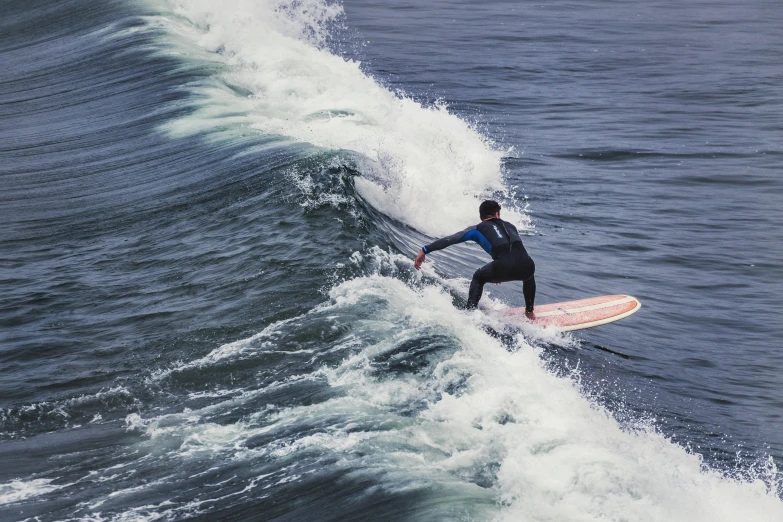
(1, 0), (782, 520)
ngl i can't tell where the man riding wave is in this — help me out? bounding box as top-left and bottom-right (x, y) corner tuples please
(414, 200), (536, 319)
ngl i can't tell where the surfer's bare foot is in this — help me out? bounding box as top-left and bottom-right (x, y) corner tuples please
(525, 310), (536, 320)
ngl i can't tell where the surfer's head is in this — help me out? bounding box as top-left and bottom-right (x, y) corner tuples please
(479, 200), (501, 220)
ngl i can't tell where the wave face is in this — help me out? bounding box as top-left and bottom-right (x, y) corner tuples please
(160, 0), (523, 237)
(2, 0), (783, 520)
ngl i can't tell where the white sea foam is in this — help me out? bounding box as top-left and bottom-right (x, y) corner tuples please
(322, 273), (783, 520)
(0, 478), (62, 506)
(147, 315), (301, 382)
(122, 250), (783, 520)
(156, 0), (524, 237)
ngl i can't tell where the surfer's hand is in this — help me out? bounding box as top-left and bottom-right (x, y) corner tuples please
(525, 310), (536, 320)
(414, 250), (426, 270)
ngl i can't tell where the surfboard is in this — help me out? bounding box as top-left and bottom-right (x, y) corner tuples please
(501, 294), (641, 331)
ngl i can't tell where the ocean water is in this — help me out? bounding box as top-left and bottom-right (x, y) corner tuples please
(1, 0), (782, 520)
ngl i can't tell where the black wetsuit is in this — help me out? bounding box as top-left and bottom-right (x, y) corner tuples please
(422, 218), (536, 311)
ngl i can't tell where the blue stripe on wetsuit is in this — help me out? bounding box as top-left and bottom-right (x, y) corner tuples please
(422, 227), (493, 256)
(461, 229), (493, 256)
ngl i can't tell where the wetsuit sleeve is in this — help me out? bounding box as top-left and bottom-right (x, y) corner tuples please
(422, 227), (475, 254)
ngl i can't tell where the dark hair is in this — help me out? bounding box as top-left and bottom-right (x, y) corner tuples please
(479, 200), (501, 219)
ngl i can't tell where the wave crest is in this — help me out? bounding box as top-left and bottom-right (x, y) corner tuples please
(158, 0), (525, 236)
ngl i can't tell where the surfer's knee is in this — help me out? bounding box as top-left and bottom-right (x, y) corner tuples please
(472, 267), (490, 283)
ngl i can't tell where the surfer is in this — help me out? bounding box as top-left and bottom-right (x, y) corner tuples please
(414, 200), (536, 319)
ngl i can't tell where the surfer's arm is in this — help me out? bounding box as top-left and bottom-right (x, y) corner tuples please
(422, 227), (476, 254)
(414, 227), (477, 270)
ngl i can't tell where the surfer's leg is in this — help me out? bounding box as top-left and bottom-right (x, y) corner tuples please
(467, 262), (495, 309)
(517, 255), (536, 312)
(523, 275), (536, 313)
